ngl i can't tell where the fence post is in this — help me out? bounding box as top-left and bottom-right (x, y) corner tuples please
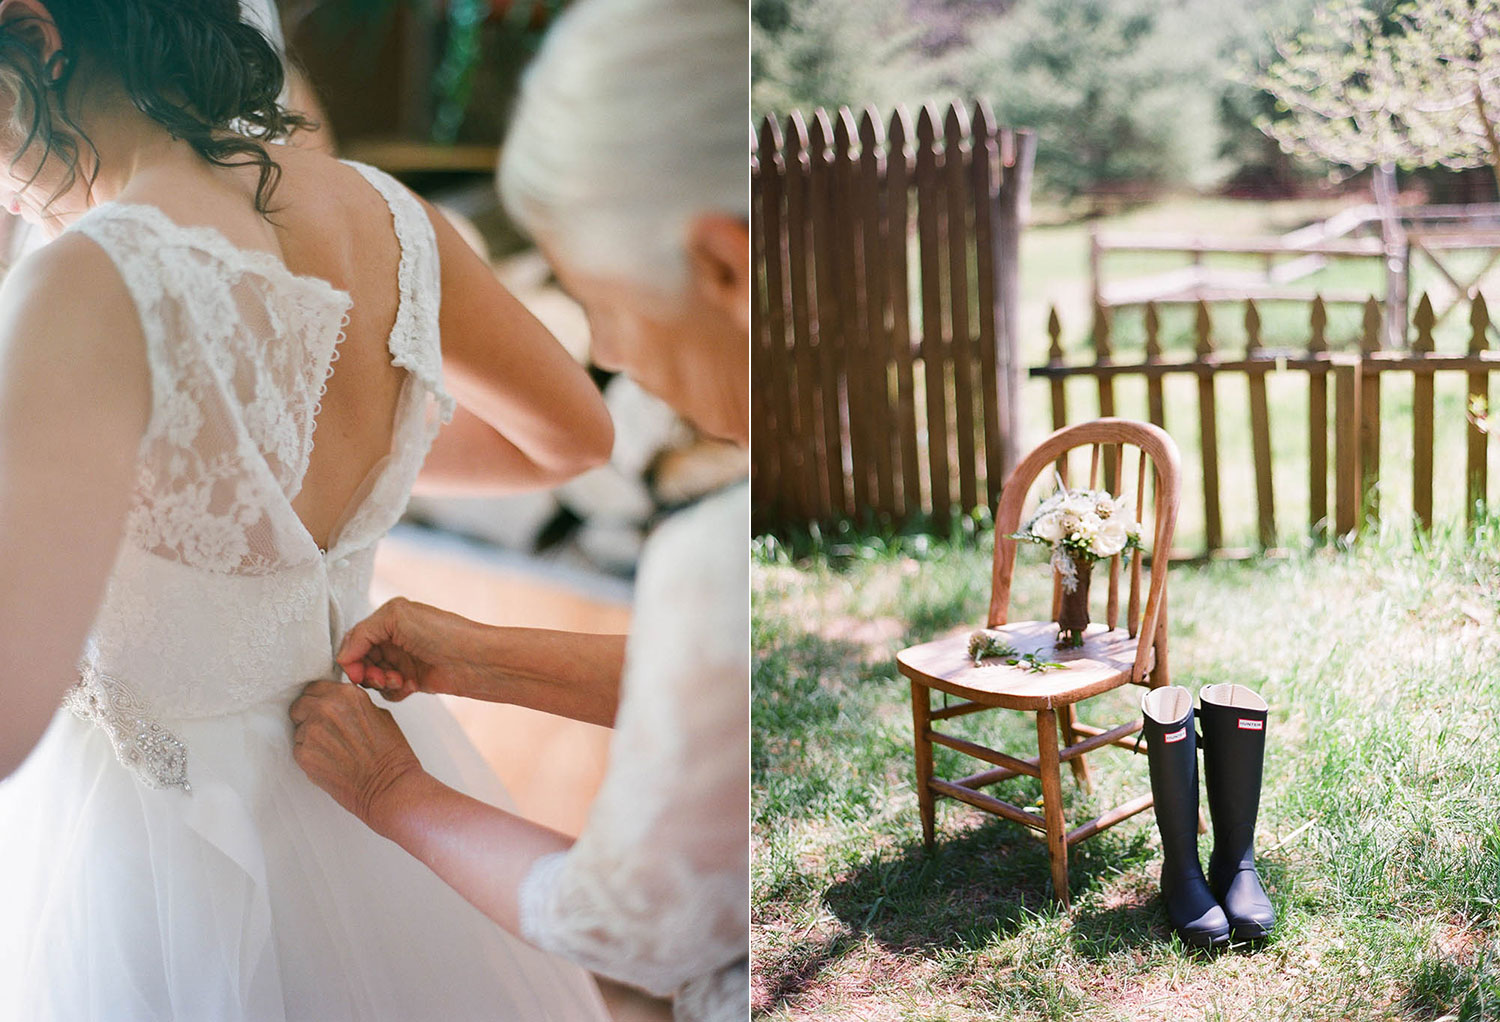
(1333, 356), (1362, 538)
(943, 104), (978, 513)
(1194, 301), (1222, 554)
(757, 117), (802, 521)
(1245, 300), (1276, 549)
(1359, 298), (1382, 526)
(750, 126), (770, 522)
(832, 110), (870, 517)
(887, 107), (921, 523)
(1144, 302), (1165, 430)
(807, 111), (848, 520)
(1308, 296), (1329, 539)
(1468, 293), (1491, 528)
(783, 114), (825, 522)
(972, 101), (1006, 510)
(857, 107), (896, 520)
(915, 105), (951, 530)
(994, 130), (1035, 484)
(1046, 307), (1066, 431)
(1412, 294), (1436, 531)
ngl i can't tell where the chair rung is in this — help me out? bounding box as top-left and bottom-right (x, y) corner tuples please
(930, 700), (989, 722)
(1068, 720), (1146, 753)
(953, 764), (1027, 789)
(930, 778), (1047, 833)
(1061, 719), (1143, 761)
(928, 730), (1040, 778)
(1065, 792), (1155, 846)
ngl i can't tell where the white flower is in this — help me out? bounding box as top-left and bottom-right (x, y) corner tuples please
(1031, 511), (1065, 542)
(1093, 516), (1129, 556)
(1071, 513), (1103, 542)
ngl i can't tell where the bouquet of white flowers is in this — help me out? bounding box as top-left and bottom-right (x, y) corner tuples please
(1012, 477), (1144, 646)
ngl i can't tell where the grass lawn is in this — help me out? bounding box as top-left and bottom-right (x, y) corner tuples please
(752, 522), (1500, 1020)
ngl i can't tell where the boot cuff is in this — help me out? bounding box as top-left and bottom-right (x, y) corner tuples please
(1200, 683), (1267, 713)
(1142, 685), (1193, 726)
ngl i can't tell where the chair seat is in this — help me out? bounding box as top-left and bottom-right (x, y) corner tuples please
(897, 620), (1151, 710)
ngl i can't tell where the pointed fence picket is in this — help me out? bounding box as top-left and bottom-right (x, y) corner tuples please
(1034, 293), (1500, 557)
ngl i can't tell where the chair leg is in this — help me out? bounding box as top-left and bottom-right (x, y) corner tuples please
(1035, 708), (1070, 909)
(1059, 704), (1093, 793)
(911, 680), (935, 849)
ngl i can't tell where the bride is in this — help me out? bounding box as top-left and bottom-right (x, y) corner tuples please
(0, 1), (617, 1019)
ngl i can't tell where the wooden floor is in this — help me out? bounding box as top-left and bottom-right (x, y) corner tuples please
(371, 529), (671, 1022)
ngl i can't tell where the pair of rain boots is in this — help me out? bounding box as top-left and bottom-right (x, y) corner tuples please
(1140, 683), (1276, 948)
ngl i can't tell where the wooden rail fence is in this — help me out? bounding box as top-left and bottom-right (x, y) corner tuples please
(751, 101), (1035, 532)
(1034, 293), (1499, 557)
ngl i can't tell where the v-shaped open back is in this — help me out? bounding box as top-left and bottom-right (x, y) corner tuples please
(288, 162), (423, 555)
(67, 159), (455, 575)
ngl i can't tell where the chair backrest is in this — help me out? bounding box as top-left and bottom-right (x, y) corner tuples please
(988, 418), (1182, 685)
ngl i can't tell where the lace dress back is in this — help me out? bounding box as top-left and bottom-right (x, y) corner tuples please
(62, 161), (455, 790)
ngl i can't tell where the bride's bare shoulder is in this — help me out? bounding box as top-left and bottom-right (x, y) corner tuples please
(0, 230), (150, 442)
(3, 231), (138, 333)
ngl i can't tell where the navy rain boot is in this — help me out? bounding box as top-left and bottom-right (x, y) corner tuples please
(1142, 686), (1230, 949)
(1199, 683), (1277, 941)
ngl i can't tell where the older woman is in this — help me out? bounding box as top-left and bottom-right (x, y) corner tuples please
(289, 1), (748, 1020)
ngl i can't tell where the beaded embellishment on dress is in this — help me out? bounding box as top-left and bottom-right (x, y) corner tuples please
(64, 663), (190, 792)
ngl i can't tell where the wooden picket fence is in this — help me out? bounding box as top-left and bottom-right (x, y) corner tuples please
(751, 101), (1035, 532)
(1034, 293), (1500, 557)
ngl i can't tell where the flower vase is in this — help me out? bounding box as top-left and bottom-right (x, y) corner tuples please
(1056, 555), (1093, 649)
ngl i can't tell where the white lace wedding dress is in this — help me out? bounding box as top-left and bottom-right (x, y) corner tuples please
(0, 162), (610, 1022)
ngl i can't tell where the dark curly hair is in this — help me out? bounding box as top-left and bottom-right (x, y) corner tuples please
(0, 0), (311, 214)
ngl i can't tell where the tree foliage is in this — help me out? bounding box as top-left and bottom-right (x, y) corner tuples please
(962, 0), (1231, 197)
(751, 0), (939, 121)
(1255, 0), (1500, 186)
(752, 0), (1313, 199)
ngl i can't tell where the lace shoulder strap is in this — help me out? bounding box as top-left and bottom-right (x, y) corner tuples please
(341, 160), (456, 425)
(67, 205), (180, 421)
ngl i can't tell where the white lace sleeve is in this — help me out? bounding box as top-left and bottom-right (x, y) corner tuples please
(518, 485), (749, 1015)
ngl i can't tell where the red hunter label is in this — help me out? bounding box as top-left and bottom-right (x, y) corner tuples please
(1238, 719), (1264, 731)
(1164, 727), (1186, 743)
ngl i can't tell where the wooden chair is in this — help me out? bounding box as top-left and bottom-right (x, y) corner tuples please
(897, 418), (1181, 907)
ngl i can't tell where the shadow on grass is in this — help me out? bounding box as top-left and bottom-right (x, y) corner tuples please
(756, 930), (864, 1013)
(818, 815), (1177, 956)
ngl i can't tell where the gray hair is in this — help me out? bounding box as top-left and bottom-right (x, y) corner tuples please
(498, 0), (746, 294)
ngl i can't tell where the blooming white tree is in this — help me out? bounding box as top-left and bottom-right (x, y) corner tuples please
(1255, 0), (1500, 191)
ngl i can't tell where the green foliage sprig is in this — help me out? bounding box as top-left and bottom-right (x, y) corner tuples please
(968, 632), (1067, 672)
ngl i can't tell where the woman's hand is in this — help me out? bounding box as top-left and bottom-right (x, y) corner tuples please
(335, 598), (491, 702)
(290, 680), (425, 831)
(338, 598), (627, 727)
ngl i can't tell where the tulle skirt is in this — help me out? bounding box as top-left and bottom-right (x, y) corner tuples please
(0, 688), (610, 1022)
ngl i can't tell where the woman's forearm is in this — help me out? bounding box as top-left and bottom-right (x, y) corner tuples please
(417, 403), (590, 495)
(465, 627), (627, 728)
(369, 767), (570, 937)
(422, 200), (613, 488)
